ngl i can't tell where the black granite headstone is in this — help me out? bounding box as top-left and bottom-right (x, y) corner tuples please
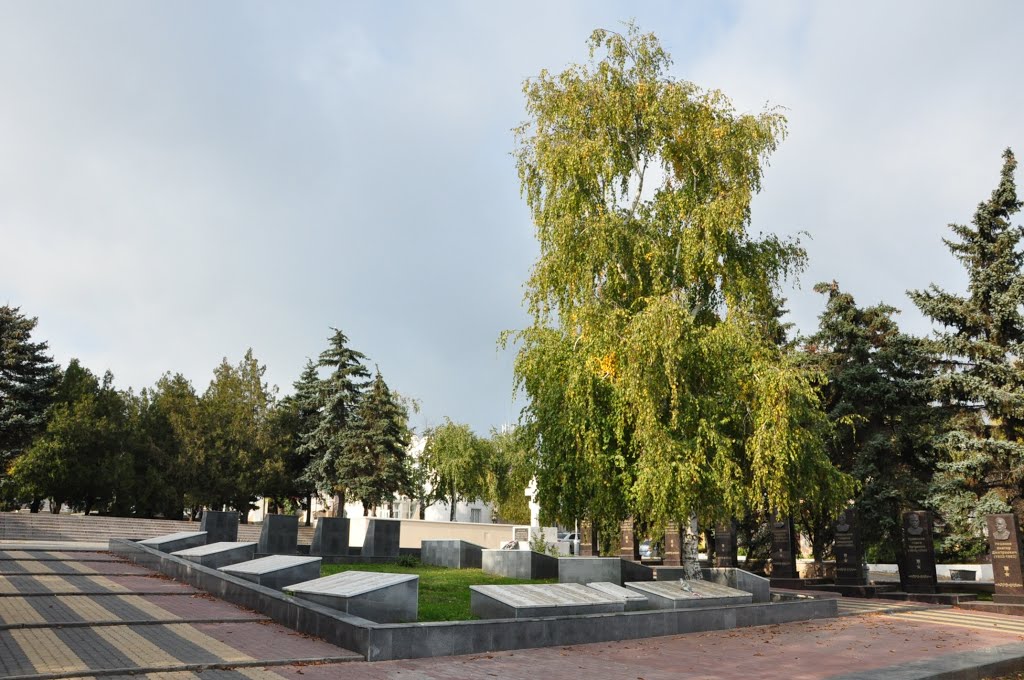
(362, 518), (401, 558)
(714, 521), (738, 568)
(580, 519), (595, 557)
(834, 508), (866, 586)
(257, 514), (299, 555)
(988, 513), (1024, 604)
(770, 513), (798, 579)
(619, 518), (640, 562)
(900, 510), (937, 593)
(199, 510), (239, 543)
(310, 517), (350, 556)
(662, 521), (682, 566)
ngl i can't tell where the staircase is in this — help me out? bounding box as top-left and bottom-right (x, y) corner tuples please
(0, 512), (316, 544)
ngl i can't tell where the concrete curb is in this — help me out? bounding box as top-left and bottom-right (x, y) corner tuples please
(111, 538), (840, 663)
(829, 641), (1024, 679)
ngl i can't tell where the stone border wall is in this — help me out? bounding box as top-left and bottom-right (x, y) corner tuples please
(110, 539), (838, 662)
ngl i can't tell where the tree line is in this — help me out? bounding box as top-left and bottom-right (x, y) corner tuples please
(0, 324), (532, 524)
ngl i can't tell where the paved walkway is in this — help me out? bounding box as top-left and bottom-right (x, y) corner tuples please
(2, 544), (1023, 679)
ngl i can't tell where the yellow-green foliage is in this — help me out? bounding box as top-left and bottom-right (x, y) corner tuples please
(507, 24), (853, 531)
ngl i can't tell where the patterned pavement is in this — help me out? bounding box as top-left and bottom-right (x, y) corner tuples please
(0, 548), (360, 679)
(3, 548), (1024, 679)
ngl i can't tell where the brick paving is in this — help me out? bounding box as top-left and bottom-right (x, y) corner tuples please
(2, 546), (1024, 679)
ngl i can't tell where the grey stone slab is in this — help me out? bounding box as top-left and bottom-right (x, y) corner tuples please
(702, 567), (770, 603)
(586, 581), (650, 611)
(311, 517), (350, 556)
(172, 541), (256, 569)
(625, 579), (752, 610)
(558, 557), (622, 585)
(199, 510), (239, 543)
(470, 583), (624, 619)
(421, 539), (483, 569)
(362, 518), (401, 559)
(220, 554), (321, 590)
(258, 514), (299, 555)
(138, 531), (207, 553)
(285, 571), (418, 623)
(481, 550), (558, 580)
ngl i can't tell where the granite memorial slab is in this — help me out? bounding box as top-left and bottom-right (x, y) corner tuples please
(624, 579), (752, 610)
(834, 508), (867, 586)
(586, 581), (649, 611)
(900, 510), (937, 593)
(310, 517), (350, 556)
(481, 549), (558, 579)
(620, 518), (640, 561)
(470, 582), (625, 619)
(714, 521), (738, 568)
(138, 531), (207, 553)
(362, 518), (401, 558)
(220, 554), (321, 590)
(579, 519), (595, 557)
(770, 513), (798, 579)
(258, 514), (299, 555)
(421, 539), (482, 569)
(558, 556), (622, 585)
(284, 570), (418, 623)
(172, 541), (256, 569)
(199, 510), (239, 543)
(662, 521), (682, 566)
(988, 513), (1024, 604)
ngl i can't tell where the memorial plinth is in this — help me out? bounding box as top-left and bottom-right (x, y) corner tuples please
(172, 541), (256, 569)
(482, 549), (558, 579)
(139, 531), (207, 553)
(310, 517), (350, 557)
(624, 580), (752, 610)
(421, 539), (483, 569)
(470, 583), (625, 619)
(258, 514), (299, 555)
(362, 518), (401, 558)
(558, 556), (622, 585)
(199, 510), (239, 543)
(285, 570), (418, 623)
(220, 555), (321, 590)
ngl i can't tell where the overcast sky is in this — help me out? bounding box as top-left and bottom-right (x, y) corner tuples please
(2, 1), (1022, 435)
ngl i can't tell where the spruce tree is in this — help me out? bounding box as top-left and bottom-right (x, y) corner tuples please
(801, 282), (939, 561)
(909, 148), (1024, 556)
(0, 305), (59, 501)
(343, 369), (411, 515)
(300, 329), (369, 515)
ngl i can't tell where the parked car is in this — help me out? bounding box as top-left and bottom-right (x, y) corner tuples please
(639, 539), (659, 559)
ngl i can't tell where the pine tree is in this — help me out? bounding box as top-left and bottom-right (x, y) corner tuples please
(801, 282), (940, 562)
(909, 148), (1024, 556)
(272, 360), (322, 523)
(0, 305), (60, 499)
(343, 369), (411, 515)
(300, 329), (369, 515)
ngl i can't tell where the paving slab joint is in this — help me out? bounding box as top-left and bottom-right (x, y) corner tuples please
(0, 655), (363, 680)
(0, 616), (271, 630)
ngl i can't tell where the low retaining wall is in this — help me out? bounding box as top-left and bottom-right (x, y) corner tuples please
(110, 539), (838, 662)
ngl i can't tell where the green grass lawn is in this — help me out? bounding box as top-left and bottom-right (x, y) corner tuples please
(320, 562), (554, 622)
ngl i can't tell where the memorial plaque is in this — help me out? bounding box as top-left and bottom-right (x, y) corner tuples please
(834, 508), (867, 586)
(200, 510), (239, 543)
(988, 513), (1024, 604)
(662, 521), (682, 566)
(770, 513), (798, 579)
(619, 518), (640, 561)
(714, 521), (738, 568)
(900, 510), (937, 593)
(513, 526), (530, 542)
(580, 519), (595, 557)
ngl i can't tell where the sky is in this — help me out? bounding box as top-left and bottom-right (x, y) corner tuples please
(2, 1), (1022, 436)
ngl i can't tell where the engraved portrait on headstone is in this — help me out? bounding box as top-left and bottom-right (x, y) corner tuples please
(994, 516), (1011, 541)
(906, 512), (924, 536)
